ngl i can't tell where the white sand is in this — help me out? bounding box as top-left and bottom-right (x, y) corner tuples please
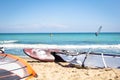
(23, 57), (120, 80)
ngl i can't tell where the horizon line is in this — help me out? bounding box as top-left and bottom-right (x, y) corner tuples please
(0, 32), (120, 34)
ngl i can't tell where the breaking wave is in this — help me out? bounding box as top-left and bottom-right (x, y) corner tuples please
(0, 43), (120, 49)
(1, 44), (120, 55)
(0, 40), (18, 44)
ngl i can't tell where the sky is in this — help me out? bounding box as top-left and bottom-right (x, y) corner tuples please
(0, 0), (120, 33)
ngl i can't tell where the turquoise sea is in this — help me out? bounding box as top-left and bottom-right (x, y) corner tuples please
(0, 33), (120, 56)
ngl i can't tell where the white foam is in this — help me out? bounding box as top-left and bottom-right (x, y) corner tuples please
(0, 44), (120, 49)
(0, 40), (18, 44)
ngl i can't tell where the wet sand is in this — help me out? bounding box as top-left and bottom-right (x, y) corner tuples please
(23, 57), (120, 80)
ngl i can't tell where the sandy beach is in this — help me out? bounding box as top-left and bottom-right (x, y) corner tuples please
(22, 57), (120, 80)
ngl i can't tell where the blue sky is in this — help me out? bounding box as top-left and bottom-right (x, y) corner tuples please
(0, 0), (120, 33)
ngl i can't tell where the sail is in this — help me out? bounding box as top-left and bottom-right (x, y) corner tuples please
(95, 26), (102, 36)
(56, 52), (120, 69)
(0, 53), (37, 80)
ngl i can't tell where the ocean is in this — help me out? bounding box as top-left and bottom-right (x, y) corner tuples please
(0, 33), (120, 56)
